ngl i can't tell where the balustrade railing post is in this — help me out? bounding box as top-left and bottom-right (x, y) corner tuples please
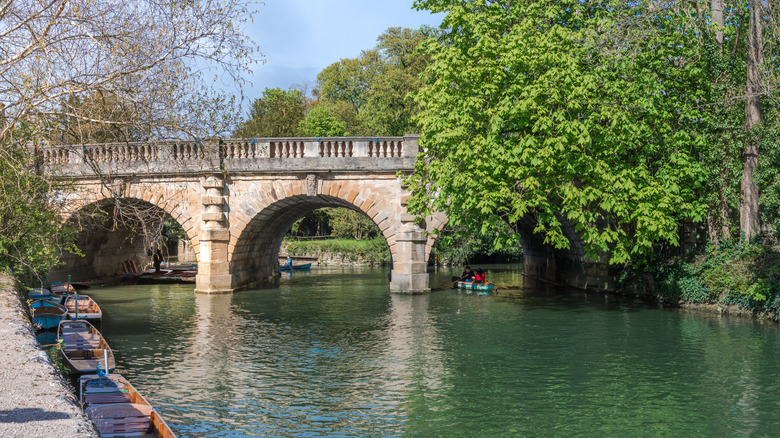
(403, 134), (419, 158)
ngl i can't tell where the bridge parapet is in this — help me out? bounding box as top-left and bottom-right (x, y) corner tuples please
(38, 135), (419, 177)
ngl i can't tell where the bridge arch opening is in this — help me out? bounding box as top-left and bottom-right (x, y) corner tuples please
(231, 195), (394, 289)
(51, 197), (194, 282)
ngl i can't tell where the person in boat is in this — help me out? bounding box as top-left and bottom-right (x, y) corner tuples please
(285, 256), (293, 267)
(153, 250), (163, 273)
(460, 266), (474, 282)
(474, 268), (486, 283)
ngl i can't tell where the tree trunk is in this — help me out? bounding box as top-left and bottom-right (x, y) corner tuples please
(707, 212), (719, 246)
(712, 0), (724, 51)
(720, 167), (730, 239)
(741, 0), (763, 240)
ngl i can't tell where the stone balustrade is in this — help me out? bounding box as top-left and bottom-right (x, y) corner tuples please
(37, 136), (419, 177)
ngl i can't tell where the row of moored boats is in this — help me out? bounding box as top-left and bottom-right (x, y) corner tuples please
(27, 284), (176, 438)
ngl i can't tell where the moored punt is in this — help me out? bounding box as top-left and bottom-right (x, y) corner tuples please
(28, 287), (53, 300)
(279, 263), (312, 271)
(79, 374), (177, 438)
(58, 320), (115, 374)
(50, 282), (79, 296)
(456, 281), (495, 293)
(65, 295), (102, 321)
(29, 299), (68, 330)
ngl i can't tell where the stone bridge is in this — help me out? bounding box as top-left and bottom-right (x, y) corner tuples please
(42, 136), (446, 294)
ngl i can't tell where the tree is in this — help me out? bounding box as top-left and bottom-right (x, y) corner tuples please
(313, 26), (438, 136)
(317, 50), (386, 114)
(362, 26), (438, 136)
(1, 0), (258, 144)
(235, 88), (306, 137)
(741, 0), (764, 239)
(328, 208), (379, 240)
(58, 92), (143, 144)
(0, 0), (259, 284)
(408, 0), (709, 264)
(0, 142), (79, 284)
(299, 104), (346, 137)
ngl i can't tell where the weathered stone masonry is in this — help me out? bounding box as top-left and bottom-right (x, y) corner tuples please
(44, 136), (446, 294)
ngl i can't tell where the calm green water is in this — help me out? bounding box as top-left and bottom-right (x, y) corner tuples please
(84, 265), (780, 437)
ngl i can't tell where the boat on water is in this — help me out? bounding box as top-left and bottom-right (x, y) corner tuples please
(64, 295), (102, 321)
(57, 320), (115, 374)
(79, 373), (177, 438)
(50, 282), (79, 296)
(455, 281), (495, 293)
(279, 263), (312, 271)
(29, 299), (68, 330)
(28, 287), (53, 300)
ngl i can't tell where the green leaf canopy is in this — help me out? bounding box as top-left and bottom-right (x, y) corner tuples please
(409, 0), (709, 263)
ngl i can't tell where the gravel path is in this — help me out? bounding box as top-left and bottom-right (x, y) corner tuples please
(0, 275), (96, 438)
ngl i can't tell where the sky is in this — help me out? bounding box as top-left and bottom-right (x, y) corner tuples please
(243, 0), (444, 101)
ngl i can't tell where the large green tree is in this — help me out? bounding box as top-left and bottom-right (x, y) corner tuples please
(361, 26), (438, 136)
(299, 103), (346, 137)
(235, 88), (306, 137)
(314, 26), (437, 136)
(408, 0), (710, 264)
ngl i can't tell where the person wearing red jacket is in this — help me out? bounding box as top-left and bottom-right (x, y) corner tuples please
(474, 268), (486, 283)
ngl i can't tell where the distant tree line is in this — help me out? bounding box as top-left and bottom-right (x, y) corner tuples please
(234, 26), (438, 139)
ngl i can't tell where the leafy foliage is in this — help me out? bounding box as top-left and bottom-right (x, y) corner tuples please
(432, 224), (523, 265)
(408, 0), (709, 264)
(291, 210), (331, 237)
(235, 88), (306, 137)
(328, 209), (380, 240)
(299, 104), (346, 137)
(646, 240), (780, 316)
(0, 144), (79, 285)
(314, 26), (437, 136)
(290, 208), (380, 240)
(285, 237), (391, 266)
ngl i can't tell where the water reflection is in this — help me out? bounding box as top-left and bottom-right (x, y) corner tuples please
(82, 265), (780, 437)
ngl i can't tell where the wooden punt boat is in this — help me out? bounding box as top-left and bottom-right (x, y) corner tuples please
(29, 299), (68, 330)
(64, 295), (102, 321)
(57, 320), (115, 374)
(50, 282), (79, 296)
(79, 374), (177, 438)
(456, 281), (495, 293)
(28, 287), (53, 300)
(279, 262), (312, 271)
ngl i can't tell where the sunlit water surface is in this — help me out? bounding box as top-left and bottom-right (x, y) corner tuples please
(84, 265), (780, 437)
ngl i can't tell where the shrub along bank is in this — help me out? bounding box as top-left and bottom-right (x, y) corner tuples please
(621, 240), (780, 321)
(284, 237), (391, 266)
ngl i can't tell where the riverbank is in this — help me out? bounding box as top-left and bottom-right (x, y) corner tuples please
(0, 274), (96, 437)
(619, 240), (780, 323)
(283, 237), (390, 266)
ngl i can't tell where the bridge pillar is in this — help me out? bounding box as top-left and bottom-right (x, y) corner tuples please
(390, 224), (430, 294)
(195, 175), (233, 294)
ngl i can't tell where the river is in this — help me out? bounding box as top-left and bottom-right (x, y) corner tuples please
(83, 264), (780, 437)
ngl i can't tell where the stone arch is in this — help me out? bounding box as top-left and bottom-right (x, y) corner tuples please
(228, 179), (405, 289)
(50, 191), (200, 282)
(58, 181), (202, 259)
(516, 214), (612, 291)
